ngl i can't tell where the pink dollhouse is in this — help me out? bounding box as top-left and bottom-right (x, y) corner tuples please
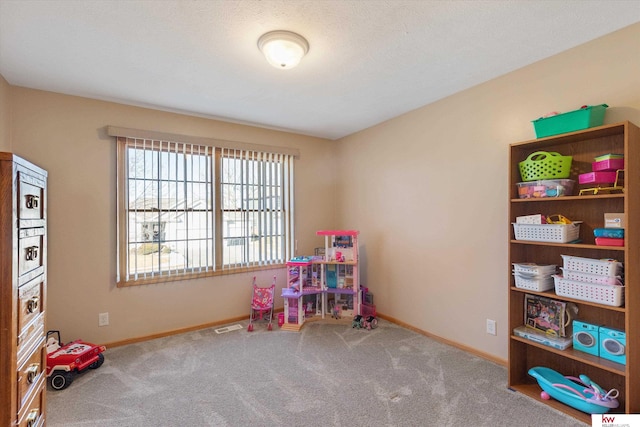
(281, 230), (361, 331)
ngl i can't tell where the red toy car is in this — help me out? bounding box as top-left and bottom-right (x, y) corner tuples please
(46, 330), (106, 390)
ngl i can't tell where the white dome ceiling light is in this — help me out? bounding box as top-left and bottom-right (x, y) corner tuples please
(257, 30), (309, 70)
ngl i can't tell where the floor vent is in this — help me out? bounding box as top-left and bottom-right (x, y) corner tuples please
(215, 324), (243, 334)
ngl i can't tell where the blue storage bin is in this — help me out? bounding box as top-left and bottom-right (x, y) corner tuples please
(593, 228), (624, 238)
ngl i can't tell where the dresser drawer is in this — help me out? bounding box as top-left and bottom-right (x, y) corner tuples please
(17, 313), (44, 365)
(18, 338), (46, 411)
(18, 278), (44, 335)
(17, 378), (45, 427)
(18, 171), (46, 227)
(18, 228), (45, 284)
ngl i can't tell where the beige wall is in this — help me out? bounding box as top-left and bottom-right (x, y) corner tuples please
(0, 75), (10, 151)
(336, 23), (640, 360)
(5, 22), (640, 361)
(8, 89), (337, 344)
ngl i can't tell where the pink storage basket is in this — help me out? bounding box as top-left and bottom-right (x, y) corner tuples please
(595, 237), (624, 247)
(592, 158), (624, 172)
(578, 171), (617, 184)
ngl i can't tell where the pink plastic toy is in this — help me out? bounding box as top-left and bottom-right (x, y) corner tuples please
(247, 276), (276, 331)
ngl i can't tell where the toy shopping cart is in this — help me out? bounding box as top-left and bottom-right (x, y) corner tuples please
(247, 276), (276, 331)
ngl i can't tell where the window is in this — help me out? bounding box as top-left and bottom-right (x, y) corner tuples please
(116, 136), (294, 286)
(220, 148), (292, 268)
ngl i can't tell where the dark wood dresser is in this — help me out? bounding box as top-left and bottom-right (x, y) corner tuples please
(0, 153), (47, 427)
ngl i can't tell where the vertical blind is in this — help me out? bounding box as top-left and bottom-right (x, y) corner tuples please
(118, 137), (215, 283)
(220, 148), (295, 271)
(117, 135), (294, 284)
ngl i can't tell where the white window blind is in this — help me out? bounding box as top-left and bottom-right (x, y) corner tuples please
(118, 137), (215, 283)
(115, 134), (295, 286)
(220, 148), (295, 270)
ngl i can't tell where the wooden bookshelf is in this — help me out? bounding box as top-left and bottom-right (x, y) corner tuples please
(508, 122), (640, 424)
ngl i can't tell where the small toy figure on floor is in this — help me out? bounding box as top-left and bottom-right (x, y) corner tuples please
(331, 302), (341, 319)
(305, 301), (314, 315)
(362, 316), (378, 330)
(352, 315), (363, 329)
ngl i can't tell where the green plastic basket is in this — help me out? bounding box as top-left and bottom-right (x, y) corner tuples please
(532, 104), (608, 138)
(519, 151), (572, 182)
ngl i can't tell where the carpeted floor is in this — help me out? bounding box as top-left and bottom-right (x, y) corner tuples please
(47, 319), (585, 426)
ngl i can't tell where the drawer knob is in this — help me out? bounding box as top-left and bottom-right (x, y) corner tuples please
(26, 363), (39, 383)
(26, 296), (39, 313)
(26, 409), (39, 427)
(25, 194), (39, 209)
(25, 246), (39, 261)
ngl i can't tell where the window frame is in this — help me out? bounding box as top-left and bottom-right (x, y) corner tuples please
(218, 148), (292, 271)
(115, 134), (295, 287)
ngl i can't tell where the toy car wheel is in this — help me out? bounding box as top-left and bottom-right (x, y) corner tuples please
(89, 353), (105, 369)
(50, 370), (75, 390)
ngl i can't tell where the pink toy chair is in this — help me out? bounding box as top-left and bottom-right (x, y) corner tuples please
(247, 276), (276, 331)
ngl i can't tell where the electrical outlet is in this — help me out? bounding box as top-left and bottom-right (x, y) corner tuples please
(486, 319), (497, 335)
(98, 312), (109, 327)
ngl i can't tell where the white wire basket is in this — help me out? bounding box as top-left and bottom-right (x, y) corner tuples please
(513, 273), (555, 292)
(560, 268), (623, 286)
(561, 255), (622, 277)
(512, 223), (580, 243)
(512, 263), (557, 276)
(553, 275), (624, 307)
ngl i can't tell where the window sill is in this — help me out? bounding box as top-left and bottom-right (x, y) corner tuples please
(116, 263), (285, 287)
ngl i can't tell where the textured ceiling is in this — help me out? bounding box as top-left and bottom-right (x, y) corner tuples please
(1, 0), (639, 140)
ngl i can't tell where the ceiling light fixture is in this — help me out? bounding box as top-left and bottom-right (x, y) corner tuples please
(258, 30), (309, 70)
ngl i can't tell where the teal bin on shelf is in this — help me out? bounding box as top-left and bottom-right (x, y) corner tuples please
(532, 104), (608, 138)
